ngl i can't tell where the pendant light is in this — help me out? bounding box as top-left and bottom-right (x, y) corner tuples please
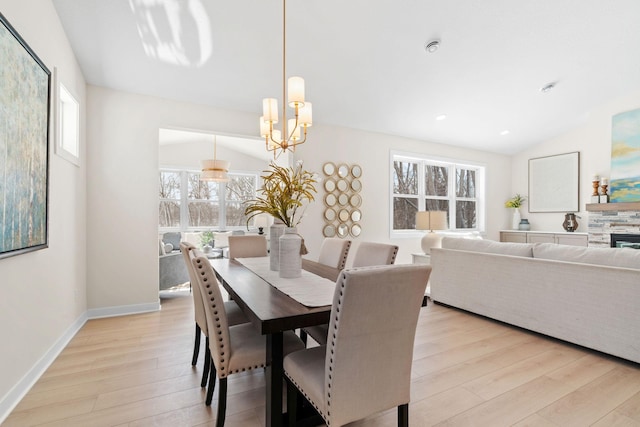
(200, 135), (229, 182)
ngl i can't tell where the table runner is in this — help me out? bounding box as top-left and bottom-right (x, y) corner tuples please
(237, 257), (336, 307)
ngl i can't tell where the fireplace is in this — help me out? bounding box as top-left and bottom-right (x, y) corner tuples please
(610, 233), (640, 249)
(586, 202), (640, 247)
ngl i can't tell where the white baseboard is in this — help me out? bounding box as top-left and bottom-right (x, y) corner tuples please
(87, 301), (160, 319)
(0, 311), (87, 424)
(0, 300), (160, 424)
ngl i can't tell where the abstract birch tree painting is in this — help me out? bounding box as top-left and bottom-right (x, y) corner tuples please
(0, 13), (50, 259)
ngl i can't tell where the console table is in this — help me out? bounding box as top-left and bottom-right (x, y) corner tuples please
(500, 230), (588, 246)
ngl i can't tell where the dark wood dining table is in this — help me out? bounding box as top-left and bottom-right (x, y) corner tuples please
(209, 258), (332, 427)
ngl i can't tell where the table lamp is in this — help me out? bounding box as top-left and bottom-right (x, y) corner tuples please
(415, 211), (448, 254)
(254, 213), (273, 235)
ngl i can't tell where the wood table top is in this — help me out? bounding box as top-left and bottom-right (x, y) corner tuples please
(210, 258), (331, 335)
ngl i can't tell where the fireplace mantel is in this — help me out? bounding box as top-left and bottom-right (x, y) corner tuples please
(586, 202), (640, 212)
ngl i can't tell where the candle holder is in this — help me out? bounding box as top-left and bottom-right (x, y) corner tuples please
(599, 184), (609, 203)
(591, 180), (601, 203)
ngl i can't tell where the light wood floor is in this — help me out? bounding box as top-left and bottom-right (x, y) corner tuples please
(5, 289), (640, 427)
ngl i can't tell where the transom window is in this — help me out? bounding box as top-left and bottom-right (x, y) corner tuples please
(391, 152), (485, 236)
(159, 169), (258, 231)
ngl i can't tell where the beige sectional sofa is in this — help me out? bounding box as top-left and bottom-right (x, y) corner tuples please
(430, 237), (640, 364)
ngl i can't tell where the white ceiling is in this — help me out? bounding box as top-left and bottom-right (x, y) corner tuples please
(52, 0), (640, 155)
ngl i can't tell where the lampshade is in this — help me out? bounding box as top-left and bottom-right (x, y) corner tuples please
(200, 159), (229, 182)
(416, 211), (447, 231)
(415, 211), (448, 254)
(200, 135), (230, 182)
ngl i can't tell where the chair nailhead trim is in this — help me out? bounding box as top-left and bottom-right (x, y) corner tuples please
(285, 373), (328, 424)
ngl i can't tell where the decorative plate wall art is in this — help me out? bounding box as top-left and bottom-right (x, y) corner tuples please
(321, 162), (362, 238)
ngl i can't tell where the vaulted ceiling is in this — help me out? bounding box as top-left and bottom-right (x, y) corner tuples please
(52, 0), (640, 155)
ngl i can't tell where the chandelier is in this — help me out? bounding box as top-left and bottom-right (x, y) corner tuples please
(259, 0), (312, 158)
(200, 135), (229, 182)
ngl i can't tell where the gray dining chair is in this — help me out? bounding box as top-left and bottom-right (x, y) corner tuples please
(301, 237), (351, 282)
(284, 264), (430, 427)
(191, 254), (305, 426)
(304, 241), (399, 346)
(180, 242), (248, 388)
(228, 235), (268, 259)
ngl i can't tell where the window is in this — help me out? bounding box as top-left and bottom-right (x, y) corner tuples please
(55, 81), (80, 165)
(159, 170), (182, 228)
(159, 169), (258, 231)
(391, 152), (485, 236)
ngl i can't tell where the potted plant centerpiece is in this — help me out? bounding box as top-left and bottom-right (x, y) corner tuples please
(245, 161), (317, 276)
(505, 193), (526, 230)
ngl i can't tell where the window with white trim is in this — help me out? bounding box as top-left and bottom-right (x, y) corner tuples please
(159, 169), (258, 231)
(391, 152), (485, 236)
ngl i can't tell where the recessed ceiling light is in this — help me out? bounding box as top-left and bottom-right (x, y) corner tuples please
(425, 39), (441, 53)
(436, 114), (447, 121)
(500, 130), (510, 136)
(540, 82), (556, 93)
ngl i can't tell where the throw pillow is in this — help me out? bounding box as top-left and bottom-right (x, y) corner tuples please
(162, 232), (181, 251)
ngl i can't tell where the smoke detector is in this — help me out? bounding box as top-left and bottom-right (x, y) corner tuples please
(540, 82), (556, 93)
(425, 39), (441, 53)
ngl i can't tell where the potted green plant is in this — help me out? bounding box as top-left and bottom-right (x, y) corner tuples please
(504, 194), (526, 209)
(505, 194), (526, 230)
(200, 230), (214, 248)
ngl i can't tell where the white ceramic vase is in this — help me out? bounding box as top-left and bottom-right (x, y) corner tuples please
(269, 220), (285, 271)
(279, 227), (302, 278)
(512, 208), (521, 230)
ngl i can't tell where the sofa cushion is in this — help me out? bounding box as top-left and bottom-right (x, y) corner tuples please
(533, 243), (640, 270)
(441, 237), (533, 257)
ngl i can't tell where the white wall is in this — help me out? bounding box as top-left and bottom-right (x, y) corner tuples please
(294, 126), (512, 264)
(86, 87), (264, 311)
(510, 91), (640, 232)
(0, 0), (87, 419)
(159, 139), (268, 172)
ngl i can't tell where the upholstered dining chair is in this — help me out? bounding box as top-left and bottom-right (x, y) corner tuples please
(304, 241), (399, 346)
(351, 241), (399, 267)
(227, 235), (268, 259)
(300, 238), (352, 345)
(180, 242), (248, 388)
(191, 254), (305, 426)
(284, 264), (430, 427)
(301, 237), (351, 282)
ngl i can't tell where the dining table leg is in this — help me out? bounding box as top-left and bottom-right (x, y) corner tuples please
(266, 332), (284, 427)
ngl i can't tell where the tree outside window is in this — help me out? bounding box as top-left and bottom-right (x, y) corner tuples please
(159, 171), (181, 228)
(159, 169), (257, 231)
(391, 154), (484, 234)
